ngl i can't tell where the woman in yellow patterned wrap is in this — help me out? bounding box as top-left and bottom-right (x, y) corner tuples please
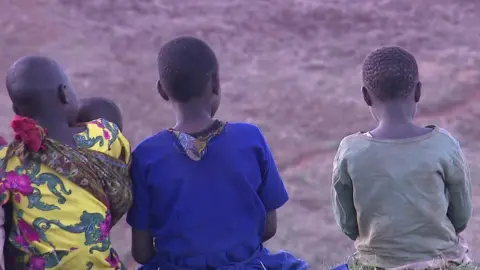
(1, 56), (132, 270)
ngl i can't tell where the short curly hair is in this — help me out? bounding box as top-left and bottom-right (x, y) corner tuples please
(157, 36), (218, 103)
(362, 46), (419, 101)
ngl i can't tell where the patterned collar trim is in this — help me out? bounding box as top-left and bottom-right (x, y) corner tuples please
(168, 121), (226, 161)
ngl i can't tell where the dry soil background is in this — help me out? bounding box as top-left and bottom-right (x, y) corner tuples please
(1, 0), (480, 269)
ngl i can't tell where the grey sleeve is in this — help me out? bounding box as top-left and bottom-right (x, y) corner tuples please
(332, 142), (358, 240)
(444, 139), (472, 231)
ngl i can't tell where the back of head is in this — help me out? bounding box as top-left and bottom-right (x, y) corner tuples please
(6, 56), (75, 118)
(77, 97), (123, 130)
(157, 36), (218, 103)
(362, 46), (419, 102)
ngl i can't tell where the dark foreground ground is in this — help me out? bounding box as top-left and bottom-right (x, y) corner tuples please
(1, 0), (480, 268)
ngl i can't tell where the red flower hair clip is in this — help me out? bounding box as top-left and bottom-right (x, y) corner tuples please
(11, 115), (47, 152)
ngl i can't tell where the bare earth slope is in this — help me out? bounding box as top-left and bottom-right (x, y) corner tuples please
(1, 0), (480, 268)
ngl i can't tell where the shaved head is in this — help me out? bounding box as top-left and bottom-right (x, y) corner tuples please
(7, 56), (69, 99)
(5, 56), (78, 122)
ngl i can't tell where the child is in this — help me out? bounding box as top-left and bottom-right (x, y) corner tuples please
(127, 36), (307, 269)
(332, 47), (472, 269)
(77, 97), (123, 131)
(0, 56), (132, 269)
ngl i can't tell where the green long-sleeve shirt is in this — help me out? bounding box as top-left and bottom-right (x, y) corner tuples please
(332, 127), (471, 268)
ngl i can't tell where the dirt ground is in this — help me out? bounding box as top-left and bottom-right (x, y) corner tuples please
(1, 0), (480, 268)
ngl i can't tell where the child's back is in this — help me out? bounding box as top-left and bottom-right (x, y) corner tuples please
(132, 123), (285, 264)
(127, 36), (306, 269)
(335, 128), (470, 267)
(332, 47), (472, 269)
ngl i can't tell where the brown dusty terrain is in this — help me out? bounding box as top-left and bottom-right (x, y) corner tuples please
(1, 0), (480, 269)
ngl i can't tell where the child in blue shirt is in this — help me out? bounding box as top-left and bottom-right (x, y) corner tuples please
(127, 36), (307, 270)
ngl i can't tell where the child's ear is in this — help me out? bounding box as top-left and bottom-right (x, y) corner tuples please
(211, 73), (220, 96)
(362, 86), (372, 106)
(57, 84), (69, 105)
(157, 80), (169, 101)
(414, 81), (422, 103)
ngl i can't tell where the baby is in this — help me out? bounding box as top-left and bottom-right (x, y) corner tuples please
(77, 97), (123, 130)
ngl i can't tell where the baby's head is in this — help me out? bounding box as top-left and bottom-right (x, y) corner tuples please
(77, 97), (123, 130)
(361, 46), (421, 120)
(156, 36), (220, 117)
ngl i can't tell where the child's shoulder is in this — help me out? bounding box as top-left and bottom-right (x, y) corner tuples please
(133, 122), (267, 157)
(337, 127), (462, 158)
(436, 127), (460, 146)
(431, 127), (465, 157)
(333, 133), (366, 158)
(225, 122), (268, 146)
(133, 130), (172, 155)
(338, 132), (367, 148)
(226, 122), (264, 135)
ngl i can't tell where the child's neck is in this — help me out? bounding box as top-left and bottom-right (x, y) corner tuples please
(174, 112), (215, 134)
(173, 100), (216, 133)
(370, 103), (429, 139)
(372, 120), (430, 139)
(174, 118), (215, 133)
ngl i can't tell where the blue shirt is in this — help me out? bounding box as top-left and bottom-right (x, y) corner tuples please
(127, 122), (289, 268)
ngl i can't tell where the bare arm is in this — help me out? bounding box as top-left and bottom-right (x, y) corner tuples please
(262, 210), (277, 242)
(127, 150), (155, 264)
(131, 229), (155, 264)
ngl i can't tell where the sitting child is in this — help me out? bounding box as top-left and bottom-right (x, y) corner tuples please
(77, 97), (123, 130)
(332, 46), (472, 269)
(127, 36), (307, 269)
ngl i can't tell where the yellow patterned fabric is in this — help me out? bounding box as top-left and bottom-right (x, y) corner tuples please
(0, 118), (130, 270)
